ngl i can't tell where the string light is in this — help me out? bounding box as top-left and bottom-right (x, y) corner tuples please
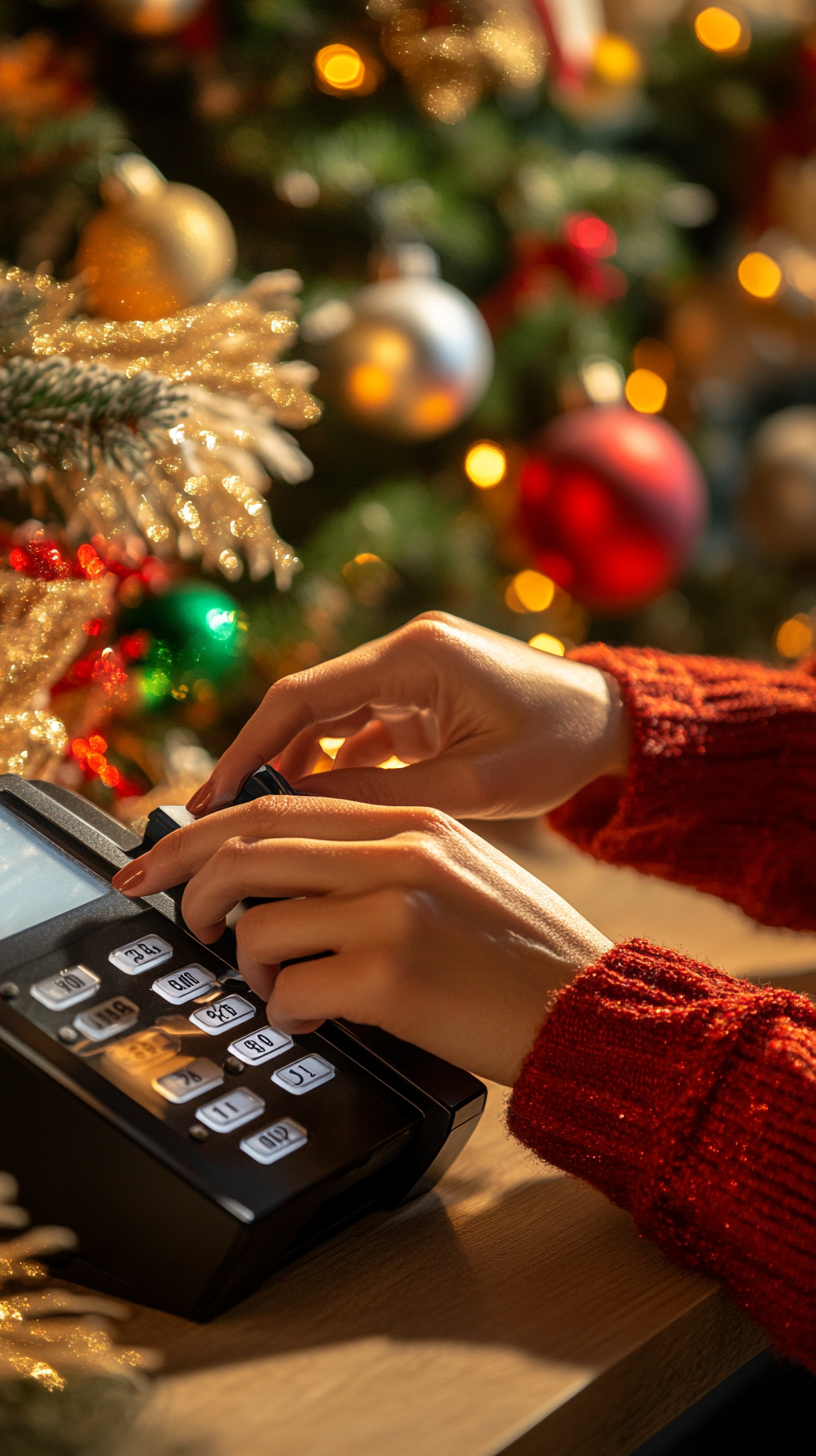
(314, 44), (367, 93)
(738, 251), (782, 300)
(694, 7), (747, 54)
(593, 34), (642, 85)
(567, 214), (617, 259)
(776, 615), (814, 659)
(625, 369), (668, 414)
(528, 633), (565, 656)
(509, 570), (556, 613)
(465, 441), (507, 488)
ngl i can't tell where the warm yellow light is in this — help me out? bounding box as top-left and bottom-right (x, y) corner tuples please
(528, 633), (565, 656)
(347, 363), (394, 409)
(369, 329), (412, 369)
(319, 737), (345, 759)
(694, 7), (744, 53)
(412, 392), (457, 431)
(465, 441), (507, 488)
(512, 569), (556, 613)
(625, 368), (668, 414)
(315, 44), (366, 91)
(738, 251), (782, 300)
(379, 755), (408, 769)
(594, 34), (642, 85)
(776, 615), (814, 659)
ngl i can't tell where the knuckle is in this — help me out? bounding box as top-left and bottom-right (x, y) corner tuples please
(400, 612), (461, 651)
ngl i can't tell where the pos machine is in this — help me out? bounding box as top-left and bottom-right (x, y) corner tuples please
(0, 769), (485, 1318)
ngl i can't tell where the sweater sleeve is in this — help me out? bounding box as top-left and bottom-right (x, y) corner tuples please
(508, 940), (816, 1371)
(549, 646), (816, 931)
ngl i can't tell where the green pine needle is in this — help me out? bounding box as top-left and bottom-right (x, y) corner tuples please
(0, 355), (189, 485)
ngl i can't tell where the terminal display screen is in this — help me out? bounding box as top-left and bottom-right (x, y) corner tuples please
(0, 803), (108, 941)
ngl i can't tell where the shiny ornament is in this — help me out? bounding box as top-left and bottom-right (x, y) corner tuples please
(518, 406), (707, 612)
(76, 155), (236, 321)
(94, 0), (204, 36)
(122, 582), (247, 706)
(742, 406), (816, 564)
(320, 260), (493, 442)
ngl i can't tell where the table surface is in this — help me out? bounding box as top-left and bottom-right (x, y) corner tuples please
(119, 823), (815, 1456)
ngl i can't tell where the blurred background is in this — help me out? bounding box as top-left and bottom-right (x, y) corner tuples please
(4, 0), (816, 816)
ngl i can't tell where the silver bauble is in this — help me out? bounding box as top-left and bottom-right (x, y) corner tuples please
(325, 273), (494, 441)
(743, 406), (816, 562)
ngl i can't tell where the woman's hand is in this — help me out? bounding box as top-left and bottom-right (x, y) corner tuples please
(112, 798), (610, 1085)
(186, 613), (630, 822)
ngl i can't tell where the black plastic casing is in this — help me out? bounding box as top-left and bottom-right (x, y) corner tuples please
(0, 773), (485, 1318)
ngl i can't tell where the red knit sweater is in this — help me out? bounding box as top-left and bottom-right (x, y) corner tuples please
(508, 647), (816, 1372)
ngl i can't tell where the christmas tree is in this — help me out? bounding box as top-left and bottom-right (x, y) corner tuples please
(2, 0), (816, 819)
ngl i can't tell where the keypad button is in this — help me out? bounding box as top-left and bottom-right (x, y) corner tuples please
(106, 1028), (179, 1074)
(109, 936), (173, 975)
(228, 1026), (293, 1066)
(241, 1118), (307, 1166)
(153, 1058), (223, 1104)
(195, 1088), (265, 1133)
(74, 996), (139, 1042)
(31, 965), (99, 1011)
(152, 964), (216, 1005)
(188, 994), (255, 1036)
(271, 1054), (335, 1096)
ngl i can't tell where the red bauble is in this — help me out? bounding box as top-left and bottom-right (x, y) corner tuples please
(518, 406), (707, 612)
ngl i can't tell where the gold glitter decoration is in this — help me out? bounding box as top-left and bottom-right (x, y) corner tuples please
(0, 570), (114, 777)
(0, 1171), (159, 1389)
(369, 0), (547, 123)
(1, 265), (320, 584)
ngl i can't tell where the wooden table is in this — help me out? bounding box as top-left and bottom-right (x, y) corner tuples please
(120, 823), (816, 1456)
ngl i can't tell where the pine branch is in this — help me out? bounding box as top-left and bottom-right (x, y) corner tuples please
(0, 355), (189, 485)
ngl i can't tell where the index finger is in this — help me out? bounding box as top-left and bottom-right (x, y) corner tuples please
(186, 615), (464, 814)
(112, 795), (441, 898)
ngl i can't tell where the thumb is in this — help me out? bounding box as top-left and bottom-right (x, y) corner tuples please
(291, 759), (475, 817)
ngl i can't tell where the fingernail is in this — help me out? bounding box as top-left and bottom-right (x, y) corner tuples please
(112, 862), (146, 895)
(186, 782), (214, 815)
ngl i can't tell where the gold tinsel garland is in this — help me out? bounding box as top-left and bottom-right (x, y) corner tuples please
(0, 1171), (158, 1392)
(0, 266), (321, 585)
(369, 0), (547, 123)
(0, 571), (114, 777)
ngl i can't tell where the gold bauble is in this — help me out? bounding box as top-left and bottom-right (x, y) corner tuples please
(76, 155), (237, 321)
(94, 0), (204, 38)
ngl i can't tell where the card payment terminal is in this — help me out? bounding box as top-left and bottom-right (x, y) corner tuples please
(0, 771), (485, 1318)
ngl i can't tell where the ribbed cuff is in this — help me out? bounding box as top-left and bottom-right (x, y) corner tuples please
(509, 940), (816, 1370)
(549, 645), (816, 930)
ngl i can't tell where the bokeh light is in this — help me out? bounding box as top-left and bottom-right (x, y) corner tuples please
(738, 251), (782, 300)
(315, 44), (367, 93)
(528, 633), (565, 656)
(511, 569), (556, 613)
(465, 441), (507, 488)
(776, 615), (814, 659)
(566, 213), (617, 258)
(593, 34), (642, 85)
(694, 7), (746, 53)
(625, 368), (668, 414)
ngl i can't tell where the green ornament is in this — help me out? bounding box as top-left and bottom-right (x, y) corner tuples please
(120, 583), (247, 708)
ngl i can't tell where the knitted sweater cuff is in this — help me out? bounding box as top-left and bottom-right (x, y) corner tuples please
(549, 645), (816, 929)
(509, 940), (816, 1369)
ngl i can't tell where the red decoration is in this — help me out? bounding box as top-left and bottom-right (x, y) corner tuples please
(518, 406), (707, 613)
(480, 229), (627, 333)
